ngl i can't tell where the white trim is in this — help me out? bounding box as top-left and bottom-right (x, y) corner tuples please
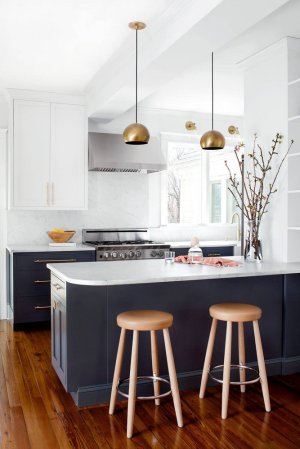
(237, 37), (287, 70)
(288, 78), (300, 86)
(288, 152), (300, 157)
(6, 88), (86, 106)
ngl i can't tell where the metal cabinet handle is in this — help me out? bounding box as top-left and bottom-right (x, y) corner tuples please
(35, 305), (51, 310)
(34, 279), (51, 284)
(207, 253), (221, 257)
(34, 259), (77, 263)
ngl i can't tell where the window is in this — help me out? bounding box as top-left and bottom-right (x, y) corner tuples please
(166, 136), (240, 224)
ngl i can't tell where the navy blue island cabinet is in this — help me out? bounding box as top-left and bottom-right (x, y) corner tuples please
(50, 272), (300, 408)
(7, 250), (95, 329)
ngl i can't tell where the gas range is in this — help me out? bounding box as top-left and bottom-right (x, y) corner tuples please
(82, 229), (170, 261)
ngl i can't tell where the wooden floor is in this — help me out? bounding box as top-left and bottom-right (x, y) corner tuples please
(1, 321), (300, 449)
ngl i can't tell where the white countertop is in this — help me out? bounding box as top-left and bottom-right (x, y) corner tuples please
(7, 244), (95, 253)
(167, 240), (238, 248)
(47, 257), (300, 286)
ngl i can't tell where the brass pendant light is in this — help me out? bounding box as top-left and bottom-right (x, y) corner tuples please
(200, 52), (225, 150)
(123, 21), (150, 145)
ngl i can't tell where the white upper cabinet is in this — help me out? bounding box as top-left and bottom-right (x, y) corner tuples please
(50, 103), (86, 209)
(9, 92), (87, 210)
(13, 100), (51, 208)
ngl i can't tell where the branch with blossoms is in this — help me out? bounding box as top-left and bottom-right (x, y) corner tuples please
(225, 133), (294, 222)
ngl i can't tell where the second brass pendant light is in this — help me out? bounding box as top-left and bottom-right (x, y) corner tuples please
(123, 21), (150, 145)
(200, 52), (225, 150)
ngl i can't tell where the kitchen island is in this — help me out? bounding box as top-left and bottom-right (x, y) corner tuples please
(47, 258), (300, 407)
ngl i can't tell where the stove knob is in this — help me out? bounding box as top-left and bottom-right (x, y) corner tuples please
(151, 250), (157, 257)
(136, 250), (142, 258)
(111, 251), (118, 258)
(104, 252), (110, 259)
(128, 251), (135, 258)
(120, 252), (127, 259)
(159, 250), (164, 257)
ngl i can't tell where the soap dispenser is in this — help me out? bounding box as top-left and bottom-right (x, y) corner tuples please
(188, 237), (203, 264)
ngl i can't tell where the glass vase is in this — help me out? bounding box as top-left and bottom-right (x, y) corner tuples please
(244, 219), (262, 262)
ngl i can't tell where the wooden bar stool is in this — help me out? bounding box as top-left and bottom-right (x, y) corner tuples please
(199, 303), (271, 419)
(109, 310), (183, 438)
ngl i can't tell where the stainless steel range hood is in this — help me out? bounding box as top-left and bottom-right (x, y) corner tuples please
(88, 132), (167, 173)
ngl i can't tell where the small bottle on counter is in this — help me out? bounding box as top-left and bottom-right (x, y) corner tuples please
(188, 237), (203, 264)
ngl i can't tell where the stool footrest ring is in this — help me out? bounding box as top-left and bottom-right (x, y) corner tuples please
(209, 364), (260, 385)
(117, 375), (172, 400)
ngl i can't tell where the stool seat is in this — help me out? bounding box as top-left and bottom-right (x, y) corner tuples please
(117, 310), (173, 331)
(209, 303), (262, 322)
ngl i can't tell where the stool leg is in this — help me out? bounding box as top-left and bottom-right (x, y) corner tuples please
(238, 322), (246, 393)
(199, 318), (218, 398)
(109, 328), (126, 415)
(127, 330), (139, 438)
(222, 321), (232, 419)
(150, 330), (160, 406)
(253, 320), (271, 412)
(163, 328), (183, 427)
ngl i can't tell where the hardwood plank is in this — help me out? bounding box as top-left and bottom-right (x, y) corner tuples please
(1, 322), (300, 449)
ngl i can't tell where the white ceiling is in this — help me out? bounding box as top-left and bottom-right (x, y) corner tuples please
(141, 63), (244, 116)
(141, 0), (300, 116)
(1, 0), (299, 119)
(0, 0), (175, 92)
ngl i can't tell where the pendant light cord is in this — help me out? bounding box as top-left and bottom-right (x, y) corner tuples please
(135, 28), (138, 123)
(211, 51), (214, 130)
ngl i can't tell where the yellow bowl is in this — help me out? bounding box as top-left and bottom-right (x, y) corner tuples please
(47, 230), (76, 243)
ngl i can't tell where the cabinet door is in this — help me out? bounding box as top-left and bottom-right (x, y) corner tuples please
(50, 103), (87, 209)
(13, 100), (50, 208)
(51, 293), (66, 387)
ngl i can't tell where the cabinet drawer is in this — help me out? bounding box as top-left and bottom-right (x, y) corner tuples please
(14, 270), (51, 296)
(14, 295), (51, 324)
(51, 274), (66, 303)
(14, 251), (95, 271)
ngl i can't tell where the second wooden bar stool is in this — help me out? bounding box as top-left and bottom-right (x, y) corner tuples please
(199, 303), (271, 419)
(109, 309), (183, 438)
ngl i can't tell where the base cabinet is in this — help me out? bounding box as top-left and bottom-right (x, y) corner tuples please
(51, 290), (67, 386)
(283, 274), (300, 374)
(7, 250), (95, 328)
(173, 246), (234, 257)
(50, 280), (108, 394)
(51, 274), (295, 408)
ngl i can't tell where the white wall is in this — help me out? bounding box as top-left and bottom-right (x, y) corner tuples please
(242, 39), (288, 262)
(0, 96), (9, 128)
(7, 172), (149, 244)
(149, 224), (237, 243)
(0, 130), (8, 319)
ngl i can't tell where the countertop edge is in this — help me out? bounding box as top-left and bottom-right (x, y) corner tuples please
(7, 244), (96, 253)
(47, 262), (300, 287)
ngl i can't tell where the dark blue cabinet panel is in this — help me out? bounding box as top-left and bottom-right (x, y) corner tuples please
(9, 250), (95, 327)
(173, 246), (234, 257)
(283, 274), (300, 373)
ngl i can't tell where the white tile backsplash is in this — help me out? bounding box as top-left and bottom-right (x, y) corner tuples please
(7, 172), (149, 245)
